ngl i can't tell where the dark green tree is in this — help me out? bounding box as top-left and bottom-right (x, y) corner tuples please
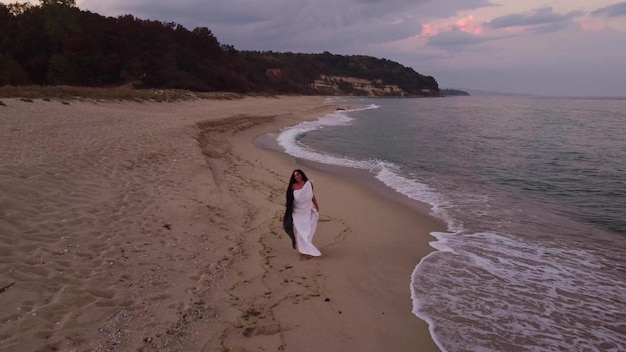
(0, 1), (440, 95)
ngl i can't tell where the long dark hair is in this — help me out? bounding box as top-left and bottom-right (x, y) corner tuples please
(285, 169), (309, 215)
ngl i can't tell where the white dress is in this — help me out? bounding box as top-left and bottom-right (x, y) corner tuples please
(292, 180), (321, 256)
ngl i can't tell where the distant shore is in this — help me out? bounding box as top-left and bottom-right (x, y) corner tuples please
(0, 96), (444, 351)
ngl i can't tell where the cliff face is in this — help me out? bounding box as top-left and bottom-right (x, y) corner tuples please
(311, 75), (405, 96)
(311, 75), (442, 97)
(251, 52), (442, 97)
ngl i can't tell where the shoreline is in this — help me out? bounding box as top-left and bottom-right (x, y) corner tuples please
(0, 96), (445, 351)
(252, 110), (439, 218)
(216, 99), (447, 351)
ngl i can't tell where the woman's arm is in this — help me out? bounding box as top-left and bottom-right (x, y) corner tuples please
(311, 182), (319, 211)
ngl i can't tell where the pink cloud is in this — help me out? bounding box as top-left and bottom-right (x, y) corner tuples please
(581, 21), (606, 32)
(455, 15), (482, 35)
(421, 23), (440, 37)
(421, 15), (483, 38)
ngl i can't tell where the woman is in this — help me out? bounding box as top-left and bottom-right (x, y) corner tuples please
(284, 169), (321, 258)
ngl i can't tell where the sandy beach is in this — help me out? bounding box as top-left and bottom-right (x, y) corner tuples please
(0, 96), (445, 351)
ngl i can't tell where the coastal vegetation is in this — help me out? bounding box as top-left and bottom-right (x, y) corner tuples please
(0, 0), (441, 97)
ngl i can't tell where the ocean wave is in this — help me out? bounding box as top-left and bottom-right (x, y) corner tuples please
(277, 105), (462, 233)
(277, 104), (378, 168)
(411, 231), (626, 352)
(278, 97), (626, 352)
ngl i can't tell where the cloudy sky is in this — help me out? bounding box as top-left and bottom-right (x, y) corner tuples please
(6, 0), (626, 96)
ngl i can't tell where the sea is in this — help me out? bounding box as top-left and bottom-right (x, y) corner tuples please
(269, 96), (626, 352)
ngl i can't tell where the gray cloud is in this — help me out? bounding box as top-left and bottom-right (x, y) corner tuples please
(79, 0), (498, 52)
(80, 0), (435, 52)
(485, 7), (581, 34)
(427, 29), (489, 48)
(83, 0), (425, 27)
(412, 0), (496, 18)
(591, 1), (626, 17)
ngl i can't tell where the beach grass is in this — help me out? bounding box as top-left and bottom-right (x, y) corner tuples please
(0, 85), (248, 102)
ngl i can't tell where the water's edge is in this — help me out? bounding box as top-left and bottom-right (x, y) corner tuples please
(255, 132), (449, 350)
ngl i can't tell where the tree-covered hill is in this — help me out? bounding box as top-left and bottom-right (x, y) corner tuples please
(0, 0), (441, 96)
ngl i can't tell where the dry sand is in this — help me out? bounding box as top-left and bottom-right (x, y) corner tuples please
(0, 96), (445, 351)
